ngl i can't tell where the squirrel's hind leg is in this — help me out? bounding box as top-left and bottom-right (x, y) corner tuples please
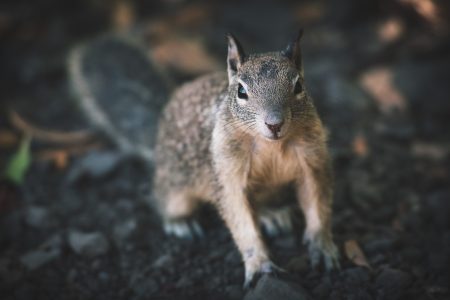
(157, 190), (205, 239)
(258, 206), (294, 237)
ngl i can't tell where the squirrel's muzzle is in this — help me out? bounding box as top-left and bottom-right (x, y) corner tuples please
(264, 111), (284, 138)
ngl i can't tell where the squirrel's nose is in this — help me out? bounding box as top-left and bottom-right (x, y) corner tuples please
(265, 113), (284, 135)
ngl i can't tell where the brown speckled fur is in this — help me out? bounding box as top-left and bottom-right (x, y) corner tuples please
(153, 31), (339, 287)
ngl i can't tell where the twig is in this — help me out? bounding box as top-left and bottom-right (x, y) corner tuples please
(9, 110), (94, 145)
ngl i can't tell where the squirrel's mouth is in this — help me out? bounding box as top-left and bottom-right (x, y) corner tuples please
(257, 118), (289, 141)
(263, 132), (284, 141)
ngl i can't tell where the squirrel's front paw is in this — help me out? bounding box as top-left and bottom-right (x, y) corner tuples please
(244, 260), (285, 290)
(303, 232), (340, 271)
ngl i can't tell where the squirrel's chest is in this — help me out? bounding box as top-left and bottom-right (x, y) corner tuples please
(247, 141), (301, 189)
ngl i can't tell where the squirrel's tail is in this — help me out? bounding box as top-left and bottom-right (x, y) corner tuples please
(67, 36), (171, 162)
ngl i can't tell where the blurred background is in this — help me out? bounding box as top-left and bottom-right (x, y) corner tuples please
(0, 0), (449, 299)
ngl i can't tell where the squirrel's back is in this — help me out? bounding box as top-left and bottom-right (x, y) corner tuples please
(153, 72), (228, 202)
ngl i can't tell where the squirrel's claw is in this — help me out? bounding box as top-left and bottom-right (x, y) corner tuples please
(243, 261), (285, 290)
(304, 233), (340, 271)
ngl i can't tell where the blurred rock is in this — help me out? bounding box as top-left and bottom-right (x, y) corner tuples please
(24, 205), (49, 228)
(113, 218), (136, 245)
(67, 151), (123, 183)
(224, 250), (240, 266)
(286, 255), (310, 274)
(425, 189), (450, 230)
(364, 237), (397, 254)
(244, 274), (312, 300)
(20, 235), (62, 271)
(224, 284), (244, 300)
(376, 268), (412, 300)
(373, 116), (415, 140)
(175, 276), (194, 289)
(312, 278), (332, 299)
(152, 253), (173, 268)
(341, 267), (370, 284)
(68, 230), (109, 257)
(130, 276), (159, 299)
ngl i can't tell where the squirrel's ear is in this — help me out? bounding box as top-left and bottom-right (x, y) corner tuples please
(282, 29), (304, 70)
(227, 33), (245, 80)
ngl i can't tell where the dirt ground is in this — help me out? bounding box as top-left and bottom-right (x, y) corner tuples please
(1, 1), (450, 299)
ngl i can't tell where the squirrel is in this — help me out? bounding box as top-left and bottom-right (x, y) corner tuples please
(68, 30), (339, 288)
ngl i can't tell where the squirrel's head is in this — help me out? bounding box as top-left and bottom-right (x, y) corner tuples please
(226, 30), (312, 141)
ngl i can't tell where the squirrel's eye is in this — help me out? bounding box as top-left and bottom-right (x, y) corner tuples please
(294, 80), (303, 94)
(238, 84), (248, 99)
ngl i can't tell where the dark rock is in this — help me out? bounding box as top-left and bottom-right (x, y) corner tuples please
(98, 271), (109, 281)
(69, 36), (170, 161)
(24, 205), (49, 228)
(426, 190), (450, 230)
(113, 218), (136, 245)
(67, 151), (123, 182)
(364, 238), (397, 254)
(313, 279), (332, 299)
(130, 277), (159, 299)
(273, 235), (296, 249)
(402, 247), (423, 262)
(175, 276), (194, 289)
(68, 230), (109, 257)
(244, 274), (313, 300)
(347, 289), (373, 300)
(210, 276), (223, 289)
(224, 284), (244, 300)
(225, 250), (240, 266)
(428, 251), (449, 273)
(342, 267), (371, 284)
(20, 235), (62, 271)
(286, 255), (309, 273)
(152, 254), (173, 268)
(0, 257), (22, 286)
(370, 254), (387, 266)
(329, 289), (343, 300)
(209, 247), (228, 261)
(374, 117), (415, 140)
(376, 268), (412, 300)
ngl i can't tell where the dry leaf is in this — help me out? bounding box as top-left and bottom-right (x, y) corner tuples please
(399, 0), (446, 31)
(294, 2), (326, 24)
(151, 37), (220, 75)
(145, 4), (211, 41)
(54, 151), (69, 170)
(35, 142), (103, 170)
(360, 67), (407, 114)
(352, 133), (369, 157)
(378, 18), (404, 43)
(172, 4), (211, 28)
(112, 0), (135, 32)
(0, 130), (18, 147)
(344, 239), (372, 270)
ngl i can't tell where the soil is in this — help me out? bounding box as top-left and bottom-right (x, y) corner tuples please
(1, 1), (449, 300)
